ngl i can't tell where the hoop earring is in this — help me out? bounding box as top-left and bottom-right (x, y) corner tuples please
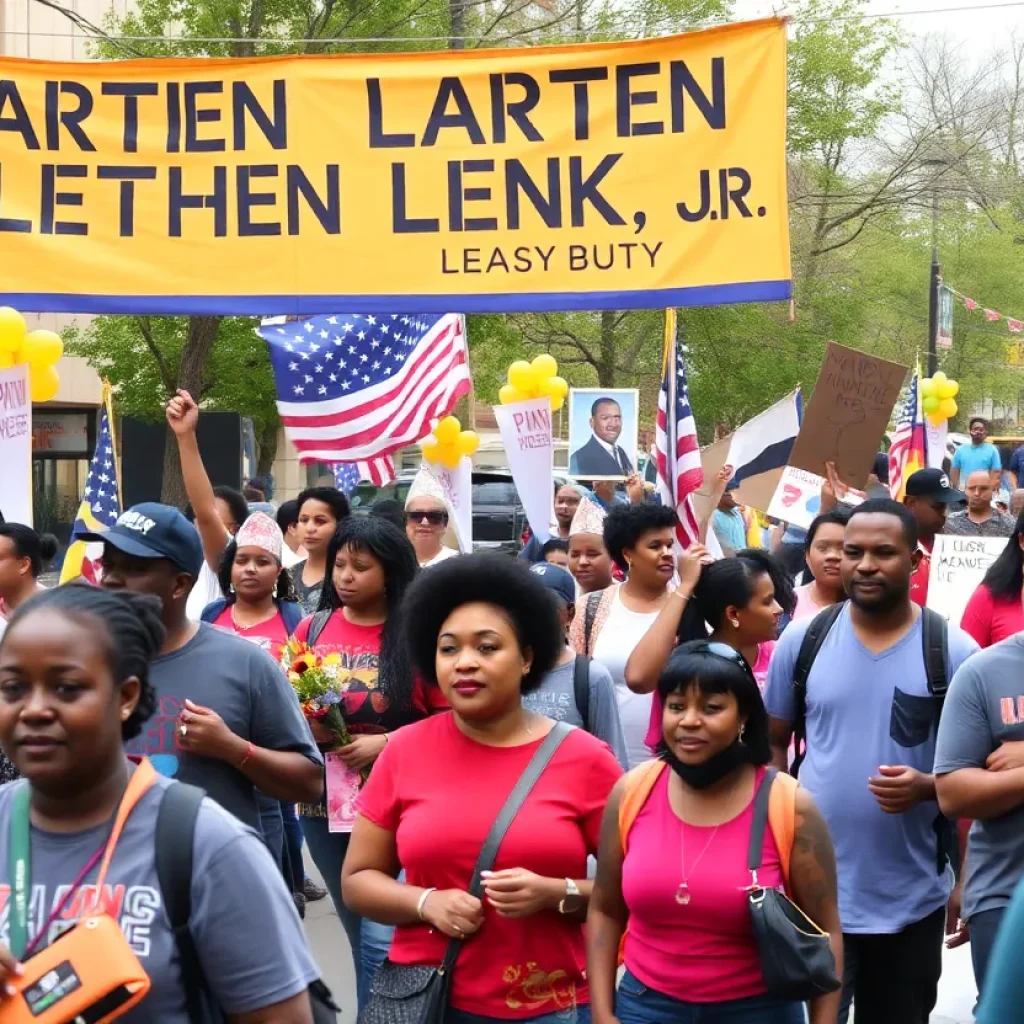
(739, 726), (747, 745)
(730, 618), (740, 628)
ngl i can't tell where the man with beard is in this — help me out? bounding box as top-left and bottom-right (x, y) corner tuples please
(764, 499), (978, 1024)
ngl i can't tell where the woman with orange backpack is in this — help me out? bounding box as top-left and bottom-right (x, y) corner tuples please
(587, 642), (843, 1024)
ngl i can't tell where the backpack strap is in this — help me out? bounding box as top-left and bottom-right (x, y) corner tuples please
(155, 782), (219, 1023)
(583, 592), (602, 656)
(199, 598), (228, 624)
(617, 759), (667, 855)
(920, 607), (949, 707)
(278, 600), (303, 636)
(790, 603), (845, 777)
(573, 656), (591, 726)
(305, 608), (333, 649)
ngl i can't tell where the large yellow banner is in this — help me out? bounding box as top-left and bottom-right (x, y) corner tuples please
(0, 19), (789, 315)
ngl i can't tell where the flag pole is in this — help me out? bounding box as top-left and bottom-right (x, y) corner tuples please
(102, 380), (121, 509)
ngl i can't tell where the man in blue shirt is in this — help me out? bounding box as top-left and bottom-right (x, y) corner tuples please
(711, 481), (747, 556)
(951, 417), (1002, 489)
(765, 499), (978, 1024)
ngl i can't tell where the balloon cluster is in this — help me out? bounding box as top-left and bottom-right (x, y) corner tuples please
(498, 354), (569, 411)
(921, 372), (959, 425)
(0, 307), (63, 402)
(422, 415), (480, 470)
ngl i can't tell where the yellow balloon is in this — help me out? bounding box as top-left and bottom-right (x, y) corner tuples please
(531, 354), (558, 380)
(932, 371), (948, 388)
(22, 329), (63, 368)
(433, 415), (461, 445)
(938, 397), (958, 419)
(539, 375), (569, 400)
(439, 445), (461, 470)
(507, 360), (535, 394)
(920, 378), (936, 399)
(499, 384), (529, 405)
(0, 307), (26, 354)
(456, 430), (480, 456)
(550, 393), (565, 412)
(421, 440), (441, 462)
(0, 350), (13, 370)
(29, 364), (60, 403)
(945, 380), (959, 398)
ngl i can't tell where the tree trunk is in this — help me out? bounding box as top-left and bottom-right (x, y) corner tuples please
(598, 310), (617, 386)
(256, 417), (279, 479)
(159, 316), (222, 506)
(449, 0), (464, 49)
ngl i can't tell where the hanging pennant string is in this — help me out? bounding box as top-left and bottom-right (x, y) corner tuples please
(944, 283), (1024, 335)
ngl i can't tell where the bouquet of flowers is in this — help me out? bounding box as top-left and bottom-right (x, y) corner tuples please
(283, 639), (369, 782)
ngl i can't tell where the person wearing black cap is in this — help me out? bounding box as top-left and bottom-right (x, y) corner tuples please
(87, 503), (323, 838)
(902, 468), (965, 607)
(525, 562), (628, 769)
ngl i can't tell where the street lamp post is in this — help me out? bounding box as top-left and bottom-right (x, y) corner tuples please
(927, 188), (940, 377)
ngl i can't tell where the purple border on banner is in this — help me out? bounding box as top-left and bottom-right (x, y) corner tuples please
(0, 280), (792, 316)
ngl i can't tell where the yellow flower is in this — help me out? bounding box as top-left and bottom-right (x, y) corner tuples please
(322, 653), (342, 667)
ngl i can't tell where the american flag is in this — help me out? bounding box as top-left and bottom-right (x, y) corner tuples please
(59, 384), (121, 584)
(889, 363), (926, 502)
(656, 309), (703, 549)
(332, 456), (395, 495)
(259, 313), (469, 464)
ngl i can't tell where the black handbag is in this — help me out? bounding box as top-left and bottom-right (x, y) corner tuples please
(358, 721), (572, 1024)
(746, 768), (841, 1003)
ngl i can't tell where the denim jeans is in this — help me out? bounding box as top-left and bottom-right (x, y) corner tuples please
(300, 817), (362, 976)
(445, 1007), (591, 1023)
(359, 899), (397, 1007)
(280, 802), (305, 894)
(616, 970), (805, 1024)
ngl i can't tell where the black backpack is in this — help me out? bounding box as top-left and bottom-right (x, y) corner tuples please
(155, 783), (340, 1023)
(789, 603), (956, 874)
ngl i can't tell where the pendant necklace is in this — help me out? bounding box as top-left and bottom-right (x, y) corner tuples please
(676, 822), (720, 905)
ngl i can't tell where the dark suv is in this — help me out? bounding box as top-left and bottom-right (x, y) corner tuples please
(349, 470), (529, 555)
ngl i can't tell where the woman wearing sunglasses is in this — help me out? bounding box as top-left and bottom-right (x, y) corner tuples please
(404, 468), (460, 568)
(588, 641), (842, 1024)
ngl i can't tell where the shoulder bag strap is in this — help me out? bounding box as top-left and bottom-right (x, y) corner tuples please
(747, 767), (777, 881)
(155, 782), (221, 1023)
(306, 608), (333, 649)
(573, 656), (591, 725)
(440, 721), (573, 973)
(790, 604), (845, 776)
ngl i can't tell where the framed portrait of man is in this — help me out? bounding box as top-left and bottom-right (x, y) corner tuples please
(567, 388), (639, 480)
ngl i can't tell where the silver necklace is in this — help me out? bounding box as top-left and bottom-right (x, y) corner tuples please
(676, 821), (720, 905)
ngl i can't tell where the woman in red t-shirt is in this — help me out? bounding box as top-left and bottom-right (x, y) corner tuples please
(200, 511), (303, 662)
(587, 642), (842, 1024)
(343, 554), (622, 1023)
(959, 515), (1024, 647)
(293, 515), (443, 1004)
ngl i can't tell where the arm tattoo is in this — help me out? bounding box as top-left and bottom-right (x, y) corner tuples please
(792, 800), (838, 925)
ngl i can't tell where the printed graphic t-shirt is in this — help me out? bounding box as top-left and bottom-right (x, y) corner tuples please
(0, 772), (318, 1022)
(358, 714), (622, 1018)
(935, 636), (1024, 919)
(125, 624), (322, 831)
(211, 606), (290, 663)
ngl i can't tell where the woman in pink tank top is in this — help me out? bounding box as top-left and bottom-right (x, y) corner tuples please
(587, 641), (842, 1024)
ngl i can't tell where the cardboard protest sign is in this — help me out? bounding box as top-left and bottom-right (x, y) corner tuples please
(789, 343), (907, 489)
(927, 534), (1009, 625)
(0, 365), (32, 525)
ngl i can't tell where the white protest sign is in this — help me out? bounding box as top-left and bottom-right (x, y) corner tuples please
(926, 420), (948, 469)
(493, 398), (553, 543)
(766, 466), (864, 531)
(435, 458), (472, 553)
(0, 365), (32, 525)
(926, 534), (1009, 625)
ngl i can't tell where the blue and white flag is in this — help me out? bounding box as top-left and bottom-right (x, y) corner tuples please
(724, 390), (802, 488)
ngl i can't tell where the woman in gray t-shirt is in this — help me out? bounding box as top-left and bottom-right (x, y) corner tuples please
(0, 585), (321, 1022)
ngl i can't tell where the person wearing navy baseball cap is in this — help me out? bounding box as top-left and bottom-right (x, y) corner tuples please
(527, 561), (629, 769)
(87, 502), (323, 840)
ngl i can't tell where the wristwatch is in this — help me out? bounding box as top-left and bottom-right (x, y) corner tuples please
(558, 878), (582, 915)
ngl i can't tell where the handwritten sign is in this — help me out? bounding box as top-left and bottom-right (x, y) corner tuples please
(436, 459), (473, 553)
(0, 365), (31, 525)
(494, 398), (554, 543)
(765, 465), (865, 531)
(789, 343), (907, 489)
(927, 534), (1009, 625)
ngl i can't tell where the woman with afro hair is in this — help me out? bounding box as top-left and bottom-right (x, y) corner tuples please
(343, 553), (621, 1024)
